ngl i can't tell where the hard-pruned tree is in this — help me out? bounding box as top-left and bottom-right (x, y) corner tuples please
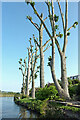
(19, 57), (27, 95)
(27, 13), (51, 88)
(29, 37), (40, 99)
(26, 48), (31, 96)
(25, 0), (78, 100)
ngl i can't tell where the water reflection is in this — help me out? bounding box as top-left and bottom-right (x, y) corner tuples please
(1, 97), (39, 119)
(18, 106), (38, 119)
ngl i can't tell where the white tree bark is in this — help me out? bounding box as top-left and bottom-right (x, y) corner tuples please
(26, 48), (31, 96)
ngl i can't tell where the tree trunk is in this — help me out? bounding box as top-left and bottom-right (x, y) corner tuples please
(32, 73), (35, 99)
(26, 49), (31, 96)
(61, 54), (70, 99)
(51, 38), (70, 100)
(23, 75), (25, 95)
(39, 13), (45, 88)
(40, 47), (44, 88)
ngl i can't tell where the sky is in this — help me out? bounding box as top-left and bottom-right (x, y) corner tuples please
(0, 1), (78, 92)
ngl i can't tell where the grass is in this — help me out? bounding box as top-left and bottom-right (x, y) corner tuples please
(0, 93), (15, 97)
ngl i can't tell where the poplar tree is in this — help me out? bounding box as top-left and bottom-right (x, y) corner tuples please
(27, 13), (51, 88)
(25, 0), (78, 100)
(29, 37), (40, 99)
(19, 57), (27, 95)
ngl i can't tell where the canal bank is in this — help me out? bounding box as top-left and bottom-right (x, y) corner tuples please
(14, 96), (80, 120)
(1, 97), (39, 119)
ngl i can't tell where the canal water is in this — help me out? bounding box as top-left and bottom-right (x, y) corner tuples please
(0, 97), (39, 119)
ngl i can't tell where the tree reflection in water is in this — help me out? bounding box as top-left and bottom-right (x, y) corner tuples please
(18, 106), (38, 119)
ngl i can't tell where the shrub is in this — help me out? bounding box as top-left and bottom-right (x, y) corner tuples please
(69, 84), (78, 97)
(36, 86), (58, 100)
(77, 82), (80, 95)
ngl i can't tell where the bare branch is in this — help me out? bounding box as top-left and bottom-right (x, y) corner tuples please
(46, 1), (53, 29)
(30, 4), (52, 39)
(63, 0), (68, 54)
(51, 0), (55, 36)
(27, 17), (39, 31)
(43, 17), (48, 21)
(55, 37), (62, 56)
(57, 0), (65, 30)
(33, 35), (40, 47)
(43, 44), (51, 52)
(43, 38), (51, 48)
(67, 26), (73, 31)
(35, 67), (39, 74)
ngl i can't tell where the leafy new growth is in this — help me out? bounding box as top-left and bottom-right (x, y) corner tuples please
(30, 1), (35, 7)
(72, 22), (78, 28)
(49, 2), (51, 6)
(19, 61), (21, 64)
(37, 66), (40, 69)
(34, 10), (37, 14)
(47, 62), (51, 66)
(55, 25), (59, 30)
(19, 67), (22, 70)
(67, 32), (70, 36)
(35, 73), (37, 79)
(48, 56), (52, 61)
(56, 32), (63, 38)
(20, 58), (22, 61)
(54, 14), (59, 22)
(48, 15), (53, 20)
(74, 22), (78, 25)
(27, 16), (32, 21)
(26, 2), (30, 5)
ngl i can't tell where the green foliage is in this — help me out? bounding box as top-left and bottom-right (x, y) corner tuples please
(47, 56), (52, 66)
(26, 2), (30, 5)
(19, 67), (22, 70)
(36, 86), (58, 100)
(48, 2), (51, 6)
(27, 16), (32, 21)
(48, 15), (53, 20)
(20, 58), (22, 61)
(30, 48), (33, 52)
(67, 32), (70, 36)
(35, 73), (38, 79)
(57, 32), (63, 38)
(69, 84), (78, 97)
(47, 62), (51, 66)
(54, 14), (59, 22)
(34, 10), (37, 14)
(72, 21), (78, 29)
(73, 24), (76, 28)
(19, 61), (21, 64)
(37, 66), (40, 69)
(30, 1), (35, 7)
(59, 34), (63, 38)
(74, 21), (78, 25)
(76, 82), (80, 97)
(21, 94), (28, 99)
(55, 25), (59, 30)
(48, 56), (52, 61)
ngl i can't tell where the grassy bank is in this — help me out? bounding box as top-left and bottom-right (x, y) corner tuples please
(14, 95), (80, 119)
(0, 92), (16, 97)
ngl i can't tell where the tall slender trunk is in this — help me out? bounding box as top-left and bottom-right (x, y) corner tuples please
(51, 38), (63, 97)
(61, 54), (70, 99)
(26, 49), (31, 96)
(39, 13), (45, 88)
(40, 48), (44, 88)
(32, 72), (35, 99)
(23, 75), (25, 95)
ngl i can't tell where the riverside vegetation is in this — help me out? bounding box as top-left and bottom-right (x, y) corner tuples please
(15, 0), (79, 119)
(14, 79), (80, 119)
(0, 91), (16, 97)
